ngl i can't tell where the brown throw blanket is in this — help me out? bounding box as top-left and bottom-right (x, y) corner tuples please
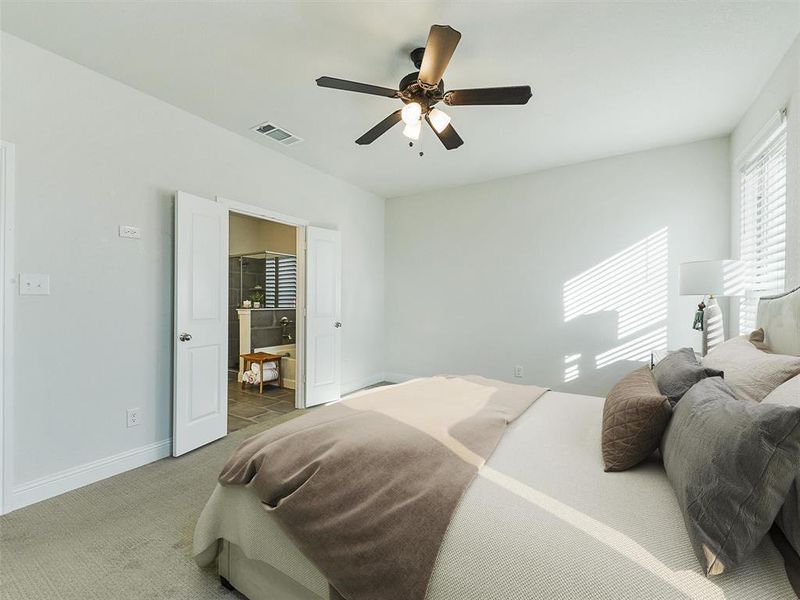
(219, 375), (547, 600)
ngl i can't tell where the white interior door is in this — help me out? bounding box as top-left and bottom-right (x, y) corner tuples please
(173, 191), (228, 456)
(305, 226), (342, 407)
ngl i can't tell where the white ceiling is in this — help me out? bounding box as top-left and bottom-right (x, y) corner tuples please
(2, 1), (798, 198)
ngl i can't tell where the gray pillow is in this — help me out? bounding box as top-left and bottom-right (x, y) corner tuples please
(764, 376), (800, 557)
(661, 377), (800, 576)
(652, 347), (722, 406)
(777, 482), (800, 558)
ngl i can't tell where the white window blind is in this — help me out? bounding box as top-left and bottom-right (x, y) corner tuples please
(265, 256), (297, 308)
(738, 121), (787, 332)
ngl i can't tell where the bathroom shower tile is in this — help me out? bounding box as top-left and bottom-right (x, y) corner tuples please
(241, 273), (258, 290)
(246, 258), (266, 275)
(251, 311), (276, 326)
(251, 327), (282, 348)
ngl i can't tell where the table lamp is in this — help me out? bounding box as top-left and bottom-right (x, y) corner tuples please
(679, 260), (744, 355)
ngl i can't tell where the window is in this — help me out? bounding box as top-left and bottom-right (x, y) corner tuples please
(264, 255), (297, 308)
(738, 120), (788, 332)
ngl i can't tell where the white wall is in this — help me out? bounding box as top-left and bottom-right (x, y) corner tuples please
(385, 138), (731, 396)
(730, 35), (800, 294)
(1, 34), (385, 507)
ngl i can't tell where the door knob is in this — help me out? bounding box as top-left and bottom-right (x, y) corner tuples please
(334, 322), (342, 328)
(179, 333), (192, 342)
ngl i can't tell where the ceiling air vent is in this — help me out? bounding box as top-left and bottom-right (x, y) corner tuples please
(252, 122), (303, 146)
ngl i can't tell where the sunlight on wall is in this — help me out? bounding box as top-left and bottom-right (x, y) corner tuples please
(595, 326), (667, 369)
(705, 310), (725, 350)
(562, 228), (669, 382)
(563, 353), (581, 383)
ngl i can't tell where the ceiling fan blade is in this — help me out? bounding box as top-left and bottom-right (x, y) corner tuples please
(444, 86), (533, 106)
(418, 25), (462, 86)
(355, 110), (403, 145)
(316, 76), (399, 98)
(426, 115), (464, 150)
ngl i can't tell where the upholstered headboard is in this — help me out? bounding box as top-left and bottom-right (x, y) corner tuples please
(756, 285), (800, 356)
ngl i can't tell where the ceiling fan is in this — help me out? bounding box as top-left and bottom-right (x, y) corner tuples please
(316, 24), (533, 150)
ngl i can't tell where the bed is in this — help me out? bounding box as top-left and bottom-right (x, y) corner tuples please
(194, 289), (800, 600)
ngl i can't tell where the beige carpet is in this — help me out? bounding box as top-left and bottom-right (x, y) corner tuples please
(0, 410), (306, 600)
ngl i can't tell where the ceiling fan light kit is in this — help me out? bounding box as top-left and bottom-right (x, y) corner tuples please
(316, 24), (533, 150)
(401, 102), (422, 125)
(403, 120), (422, 140)
(427, 108), (451, 133)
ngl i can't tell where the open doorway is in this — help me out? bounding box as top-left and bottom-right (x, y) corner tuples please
(227, 212), (299, 432)
(174, 191), (342, 457)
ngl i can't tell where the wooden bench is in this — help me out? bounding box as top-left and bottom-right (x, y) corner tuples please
(240, 352), (283, 394)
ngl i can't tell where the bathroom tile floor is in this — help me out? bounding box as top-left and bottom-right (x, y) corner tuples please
(226, 372), (394, 433)
(227, 371), (297, 432)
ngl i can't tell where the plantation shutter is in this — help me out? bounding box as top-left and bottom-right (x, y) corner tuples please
(265, 255), (297, 308)
(738, 121), (787, 332)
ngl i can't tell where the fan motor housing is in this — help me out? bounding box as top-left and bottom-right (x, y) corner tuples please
(410, 47), (426, 69)
(399, 70), (444, 109)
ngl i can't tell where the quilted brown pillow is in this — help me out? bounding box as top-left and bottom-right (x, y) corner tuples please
(602, 366), (672, 472)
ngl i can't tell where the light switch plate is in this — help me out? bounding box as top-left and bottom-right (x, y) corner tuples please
(119, 225), (141, 239)
(19, 273), (50, 295)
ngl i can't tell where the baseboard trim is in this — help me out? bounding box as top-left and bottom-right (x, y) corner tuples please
(341, 372), (386, 396)
(383, 372), (419, 384)
(7, 438), (172, 514)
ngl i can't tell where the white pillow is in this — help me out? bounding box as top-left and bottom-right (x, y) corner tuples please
(755, 289), (800, 355)
(762, 375), (800, 407)
(702, 336), (800, 403)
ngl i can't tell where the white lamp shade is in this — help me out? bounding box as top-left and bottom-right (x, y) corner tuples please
(428, 108), (451, 133)
(679, 260), (745, 296)
(402, 120), (421, 140)
(401, 102), (422, 125)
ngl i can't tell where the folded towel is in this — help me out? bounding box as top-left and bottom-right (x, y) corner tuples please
(251, 361), (278, 371)
(242, 370), (260, 385)
(244, 363), (280, 384)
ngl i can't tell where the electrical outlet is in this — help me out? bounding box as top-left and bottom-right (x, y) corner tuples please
(514, 365), (524, 378)
(126, 408), (142, 427)
(119, 225), (141, 239)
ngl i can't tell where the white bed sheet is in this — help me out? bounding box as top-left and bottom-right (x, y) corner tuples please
(194, 390), (796, 599)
